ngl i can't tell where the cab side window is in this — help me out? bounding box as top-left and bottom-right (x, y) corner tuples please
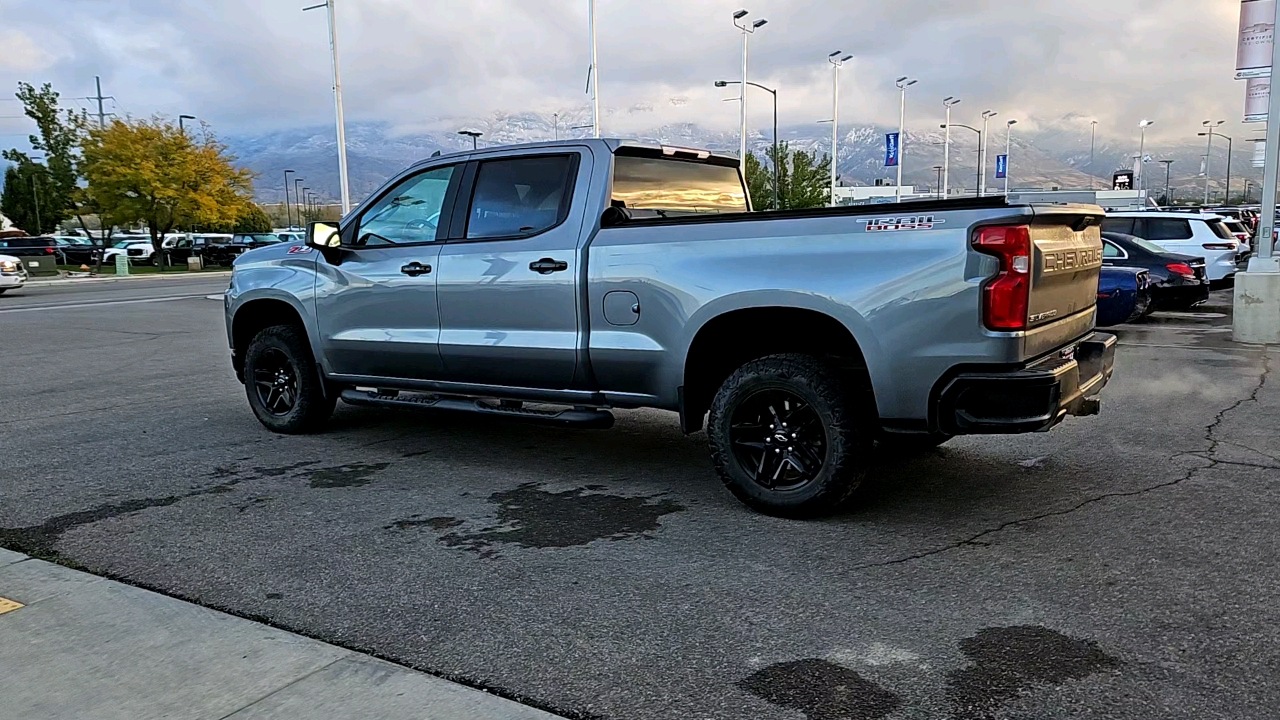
(1144, 218), (1193, 241)
(356, 165), (456, 246)
(465, 156), (574, 240)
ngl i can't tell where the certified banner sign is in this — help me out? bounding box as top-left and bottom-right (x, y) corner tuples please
(994, 154), (1008, 179)
(1246, 77), (1270, 122)
(1237, 0), (1276, 79)
(884, 133), (900, 167)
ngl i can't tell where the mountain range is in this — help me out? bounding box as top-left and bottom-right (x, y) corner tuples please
(219, 112), (1274, 207)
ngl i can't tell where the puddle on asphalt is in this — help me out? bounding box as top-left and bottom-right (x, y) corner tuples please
(739, 658), (903, 720)
(386, 515), (463, 531)
(306, 462), (391, 488)
(946, 625), (1119, 719)
(433, 483), (684, 557)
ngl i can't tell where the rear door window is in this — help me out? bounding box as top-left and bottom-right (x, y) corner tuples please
(1102, 241), (1124, 258)
(1208, 220), (1236, 240)
(1144, 218), (1193, 241)
(1101, 218), (1135, 235)
(465, 155), (575, 239)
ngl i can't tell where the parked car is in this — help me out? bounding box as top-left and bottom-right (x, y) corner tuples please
(0, 253), (27, 294)
(101, 236), (154, 265)
(51, 236), (100, 265)
(0, 236), (60, 261)
(1205, 206), (1259, 234)
(275, 231), (305, 244)
(1102, 212), (1241, 286)
(225, 138), (1117, 518)
(233, 233), (283, 249)
(1101, 232), (1210, 310)
(1096, 267), (1151, 326)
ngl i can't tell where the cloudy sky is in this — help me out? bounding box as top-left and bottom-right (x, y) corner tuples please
(0, 0), (1259, 146)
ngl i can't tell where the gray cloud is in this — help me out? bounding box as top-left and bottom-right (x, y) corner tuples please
(0, 0), (1259, 146)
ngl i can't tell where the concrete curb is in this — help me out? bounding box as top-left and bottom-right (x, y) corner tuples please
(24, 271), (232, 287)
(0, 553), (565, 720)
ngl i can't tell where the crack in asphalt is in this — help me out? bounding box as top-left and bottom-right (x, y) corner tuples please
(854, 353), (1273, 571)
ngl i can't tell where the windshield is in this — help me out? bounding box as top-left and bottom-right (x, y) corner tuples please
(612, 155), (748, 215)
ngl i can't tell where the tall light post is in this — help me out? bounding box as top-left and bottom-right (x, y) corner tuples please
(1198, 130), (1233, 204)
(589, 0), (600, 138)
(933, 165), (944, 199)
(717, 80), (778, 209)
(303, 0), (351, 215)
(458, 130), (482, 150)
(1137, 119), (1154, 194)
(979, 110), (997, 196)
(1200, 121), (1226, 204)
(284, 170), (295, 228)
(732, 9), (767, 164)
(295, 179), (305, 223)
(943, 123), (983, 197)
(553, 112), (559, 141)
(828, 52), (852, 207)
(178, 114), (196, 136)
(1090, 120), (1098, 190)
(301, 188), (310, 222)
(894, 76), (917, 203)
(942, 97), (960, 198)
(1003, 119), (1017, 195)
(1159, 159), (1174, 206)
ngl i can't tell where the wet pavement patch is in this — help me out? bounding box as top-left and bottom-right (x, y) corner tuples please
(438, 483), (684, 555)
(306, 462), (391, 488)
(0, 496), (183, 561)
(386, 516), (463, 531)
(739, 659), (903, 720)
(947, 626), (1119, 719)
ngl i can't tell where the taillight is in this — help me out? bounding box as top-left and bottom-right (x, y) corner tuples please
(1202, 242), (1237, 251)
(974, 225), (1031, 331)
(45, 247), (55, 254)
(1165, 262), (1196, 279)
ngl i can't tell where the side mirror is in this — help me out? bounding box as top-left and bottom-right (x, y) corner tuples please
(307, 221), (341, 249)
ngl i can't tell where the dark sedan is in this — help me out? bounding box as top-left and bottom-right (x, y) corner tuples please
(0, 236), (60, 260)
(1102, 232), (1210, 311)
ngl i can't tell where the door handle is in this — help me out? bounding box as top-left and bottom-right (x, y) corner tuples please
(400, 262), (432, 277)
(529, 258), (569, 274)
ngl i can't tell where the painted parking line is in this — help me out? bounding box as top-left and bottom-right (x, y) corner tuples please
(0, 295), (211, 314)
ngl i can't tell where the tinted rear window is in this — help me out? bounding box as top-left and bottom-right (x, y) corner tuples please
(1101, 218), (1135, 235)
(612, 156), (748, 214)
(1208, 220), (1235, 239)
(1144, 218), (1193, 241)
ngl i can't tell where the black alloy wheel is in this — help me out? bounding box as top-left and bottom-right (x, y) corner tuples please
(729, 390), (827, 491)
(252, 348), (299, 416)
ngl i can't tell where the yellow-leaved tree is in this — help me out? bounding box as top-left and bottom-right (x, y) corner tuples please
(80, 117), (254, 264)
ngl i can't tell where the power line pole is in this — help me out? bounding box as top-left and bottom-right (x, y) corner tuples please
(86, 76), (115, 129)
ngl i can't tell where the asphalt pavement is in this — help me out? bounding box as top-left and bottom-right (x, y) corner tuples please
(1, 278), (1277, 720)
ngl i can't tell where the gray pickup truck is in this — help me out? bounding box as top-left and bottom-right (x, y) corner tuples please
(224, 139), (1115, 517)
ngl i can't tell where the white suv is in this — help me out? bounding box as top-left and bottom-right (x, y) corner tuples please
(1102, 212), (1241, 283)
(0, 254), (28, 294)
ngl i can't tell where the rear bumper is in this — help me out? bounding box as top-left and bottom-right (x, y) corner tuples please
(936, 332), (1117, 435)
(1153, 283), (1210, 308)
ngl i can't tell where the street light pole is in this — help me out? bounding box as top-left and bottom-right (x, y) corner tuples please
(589, 0), (600, 138)
(304, 0), (351, 215)
(933, 165), (943, 198)
(302, 188), (310, 222)
(1004, 119), (1017, 195)
(458, 130), (482, 150)
(895, 76), (917, 203)
(179, 114), (196, 136)
(1159, 159), (1174, 206)
(1090, 120), (1098, 190)
(1136, 120), (1153, 194)
(828, 52), (852, 207)
(732, 10), (767, 165)
(716, 80), (778, 209)
(979, 110), (997, 197)
(1201, 120), (1222, 204)
(1199, 131), (1233, 204)
(942, 123), (982, 197)
(295, 179), (304, 224)
(284, 170), (295, 228)
(942, 97), (960, 198)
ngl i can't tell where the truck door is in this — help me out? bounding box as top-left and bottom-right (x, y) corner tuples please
(314, 163), (460, 381)
(435, 150), (593, 389)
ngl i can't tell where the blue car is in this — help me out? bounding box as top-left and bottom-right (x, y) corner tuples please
(1096, 267), (1152, 327)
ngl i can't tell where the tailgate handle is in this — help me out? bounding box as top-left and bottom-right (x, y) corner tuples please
(1071, 215), (1102, 232)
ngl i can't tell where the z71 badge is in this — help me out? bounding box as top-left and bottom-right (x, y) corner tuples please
(287, 245), (314, 254)
(857, 216), (944, 232)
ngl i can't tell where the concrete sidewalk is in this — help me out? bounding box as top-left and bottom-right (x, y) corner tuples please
(0, 548), (561, 720)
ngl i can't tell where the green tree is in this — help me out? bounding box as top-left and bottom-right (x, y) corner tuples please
(745, 142), (831, 210)
(2, 82), (82, 231)
(232, 203), (273, 233)
(1, 163), (59, 234)
(80, 117), (253, 262)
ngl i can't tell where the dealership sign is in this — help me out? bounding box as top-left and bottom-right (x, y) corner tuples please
(884, 133), (900, 167)
(1246, 77), (1270, 121)
(1237, 0), (1276, 78)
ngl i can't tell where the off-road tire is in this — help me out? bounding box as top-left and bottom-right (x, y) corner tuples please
(243, 324), (335, 434)
(707, 354), (872, 518)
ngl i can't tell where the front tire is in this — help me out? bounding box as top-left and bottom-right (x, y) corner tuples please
(243, 325), (335, 434)
(707, 354), (871, 518)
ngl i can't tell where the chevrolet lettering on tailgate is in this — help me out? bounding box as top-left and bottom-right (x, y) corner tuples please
(1042, 246), (1102, 274)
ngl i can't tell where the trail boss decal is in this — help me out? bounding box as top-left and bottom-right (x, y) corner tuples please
(857, 216), (944, 232)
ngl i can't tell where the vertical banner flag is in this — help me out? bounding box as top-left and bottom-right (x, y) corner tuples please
(1255, 139), (1268, 168)
(1237, 0), (1276, 79)
(994, 154), (1008, 179)
(884, 133), (900, 167)
(1246, 77), (1271, 121)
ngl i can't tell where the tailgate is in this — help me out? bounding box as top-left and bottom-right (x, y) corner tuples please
(1024, 210), (1104, 357)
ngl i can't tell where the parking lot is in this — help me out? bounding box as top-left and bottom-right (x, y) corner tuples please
(2, 275), (1277, 719)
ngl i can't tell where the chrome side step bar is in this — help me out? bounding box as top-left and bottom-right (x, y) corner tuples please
(339, 389), (615, 429)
